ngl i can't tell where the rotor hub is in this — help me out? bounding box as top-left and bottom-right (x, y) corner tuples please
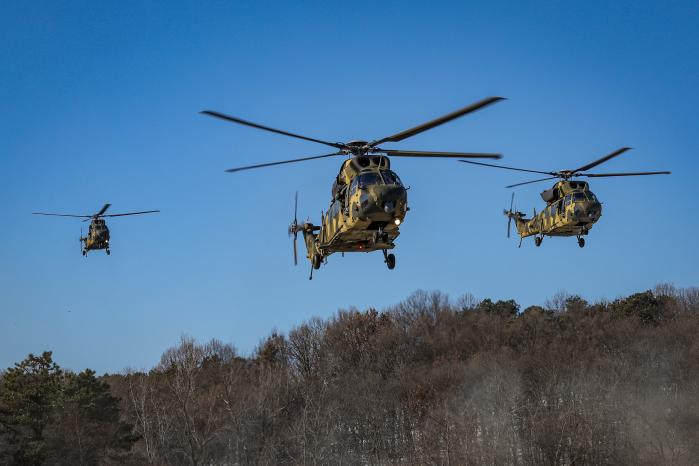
(558, 170), (574, 179)
(344, 140), (372, 156)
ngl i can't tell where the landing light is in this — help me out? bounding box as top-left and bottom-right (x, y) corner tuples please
(394, 218), (401, 226)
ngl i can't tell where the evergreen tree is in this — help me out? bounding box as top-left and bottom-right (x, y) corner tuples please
(0, 352), (62, 465)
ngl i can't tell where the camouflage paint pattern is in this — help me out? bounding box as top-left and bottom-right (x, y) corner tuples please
(295, 155), (407, 266)
(507, 180), (602, 241)
(81, 218), (111, 254)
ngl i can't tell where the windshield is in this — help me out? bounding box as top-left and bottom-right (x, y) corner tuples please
(586, 192), (598, 202)
(381, 170), (403, 186)
(349, 177), (358, 196)
(358, 172), (382, 187)
(572, 192), (586, 202)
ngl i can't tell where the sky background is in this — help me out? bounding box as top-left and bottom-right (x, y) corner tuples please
(1, 0), (697, 373)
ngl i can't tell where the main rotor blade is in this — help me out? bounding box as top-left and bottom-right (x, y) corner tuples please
(581, 171), (671, 178)
(32, 212), (92, 218)
(381, 149), (501, 159)
(201, 110), (345, 149)
(459, 159), (555, 175)
(103, 210), (160, 217)
(506, 176), (559, 188)
(224, 152), (343, 173)
(369, 96), (505, 146)
(570, 147), (631, 174)
(95, 203), (111, 217)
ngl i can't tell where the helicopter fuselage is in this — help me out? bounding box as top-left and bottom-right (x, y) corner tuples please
(82, 218), (111, 253)
(509, 180), (602, 240)
(299, 155), (408, 263)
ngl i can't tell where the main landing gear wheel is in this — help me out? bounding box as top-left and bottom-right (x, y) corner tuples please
(82, 250), (86, 257)
(383, 249), (396, 270)
(577, 237), (585, 248)
(106, 249), (111, 255)
(534, 237), (542, 247)
(312, 254), (321, 270)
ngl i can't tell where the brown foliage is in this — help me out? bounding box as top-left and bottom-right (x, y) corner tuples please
(5, 286), (698, 465)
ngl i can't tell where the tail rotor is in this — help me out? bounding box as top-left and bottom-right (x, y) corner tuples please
(288, 191), (299, 265)
(505, 192), (515, 238)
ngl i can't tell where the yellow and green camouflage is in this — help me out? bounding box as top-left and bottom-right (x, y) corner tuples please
(293, 155), (407, 273)
(506, 180), (602, 247)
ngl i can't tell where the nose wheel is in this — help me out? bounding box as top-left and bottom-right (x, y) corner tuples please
(534, 236), (543, 247)
(383, 250), (396, 270)
(106, 248), (111, 255)
(577, 237), (585, 248)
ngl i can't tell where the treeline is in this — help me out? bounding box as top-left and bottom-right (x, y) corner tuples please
(1, 284), (698, 465)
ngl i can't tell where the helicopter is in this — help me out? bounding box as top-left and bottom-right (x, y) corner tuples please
(202, 96), (505, 278)
(460, 147), (670, 248)
(32, 203), (159, 256)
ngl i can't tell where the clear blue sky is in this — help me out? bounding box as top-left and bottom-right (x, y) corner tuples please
(1, 0), (697, 373)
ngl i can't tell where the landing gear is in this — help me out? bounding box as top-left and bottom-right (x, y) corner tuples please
(534, 236), (543, 247)
(82, 250), (86, 257)
(309, 253), (322, 280)
(106, 249), (111, 255)
(383, 249), (396, 270)
(577, 237), (585, 248)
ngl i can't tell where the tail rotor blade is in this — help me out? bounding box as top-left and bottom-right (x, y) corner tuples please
(507, 216), (512, 238)
(293, 236), (298, 266)
(294, 191), (298, 224)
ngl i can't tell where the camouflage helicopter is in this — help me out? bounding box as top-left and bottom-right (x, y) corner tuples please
(32, 203), (159, 256)
(460, 147), (670, 248)
(202, 96), (505, 278)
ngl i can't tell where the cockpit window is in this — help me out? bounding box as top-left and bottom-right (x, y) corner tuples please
(564, 194), (572, 206)
(381, 170), (403, 186)
(358, 172), (382, 187)
(586, 192), (598, 202)
(572, 192), (586, 202)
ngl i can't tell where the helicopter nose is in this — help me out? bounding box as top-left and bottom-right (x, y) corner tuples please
(357, 185), (407, 220)
(574, 202), (602, 221)
(380, 186), (406, 202)
(587, 203), (602, 219)
(379, 186), (406, 212)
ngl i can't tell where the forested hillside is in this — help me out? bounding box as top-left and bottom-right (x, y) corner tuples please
(2, 285), (698, 465)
